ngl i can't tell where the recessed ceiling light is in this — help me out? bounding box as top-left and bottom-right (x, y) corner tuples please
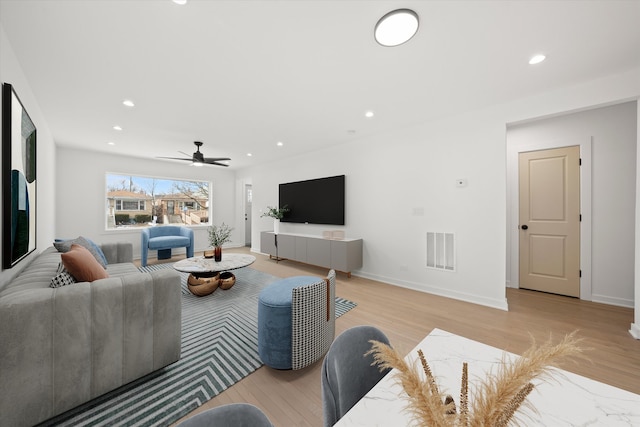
(247, 153), (253, 157)
(276, 141), (284, 147)
(365, 111), (374, 118)
(107, 141), (115, 146)
(375, 9), (419, 47)
(113, 125), (122, 131)
(172, 0), (187, 5)
(122, 99), (135, 107)
(529, 54), (546, 65)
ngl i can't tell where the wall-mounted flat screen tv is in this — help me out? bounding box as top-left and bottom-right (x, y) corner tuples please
(279, 175), (345, 225)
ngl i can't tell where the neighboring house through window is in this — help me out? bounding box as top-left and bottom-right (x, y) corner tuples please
(106, 173), (211, 229)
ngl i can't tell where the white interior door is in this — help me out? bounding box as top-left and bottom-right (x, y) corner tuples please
(245, 184), (252, 247)
(519, 146), (581, 297)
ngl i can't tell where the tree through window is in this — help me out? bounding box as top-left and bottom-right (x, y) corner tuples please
(106, 173), (211, 229)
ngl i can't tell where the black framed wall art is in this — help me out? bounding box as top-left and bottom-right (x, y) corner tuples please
(2, 83), (37, 269)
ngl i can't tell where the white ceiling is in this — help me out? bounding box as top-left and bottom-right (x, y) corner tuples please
(1, 0), (639, 169)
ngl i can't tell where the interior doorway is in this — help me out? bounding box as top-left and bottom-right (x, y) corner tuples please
(518, 146), (581, 297)
(245, 184), (252, 247)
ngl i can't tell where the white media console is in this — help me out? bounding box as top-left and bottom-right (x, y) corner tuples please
(260, 231), (363, 277)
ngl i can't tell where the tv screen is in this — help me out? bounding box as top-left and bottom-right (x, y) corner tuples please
(279, 175), (345, 225)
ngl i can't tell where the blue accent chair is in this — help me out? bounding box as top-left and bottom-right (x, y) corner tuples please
(141, 226), (194, 266)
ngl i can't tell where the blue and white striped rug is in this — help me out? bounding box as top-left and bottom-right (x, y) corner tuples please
(39, 265), (356, 427)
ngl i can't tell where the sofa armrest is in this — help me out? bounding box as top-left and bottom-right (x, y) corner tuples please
(101, 242), (133, 264)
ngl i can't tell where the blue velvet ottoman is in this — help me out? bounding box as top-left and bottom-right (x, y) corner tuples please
(258, 276), (323, 370)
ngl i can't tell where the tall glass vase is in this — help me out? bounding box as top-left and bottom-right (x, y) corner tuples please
(273, 218), (280, 234)
(214, 246), (222, 262)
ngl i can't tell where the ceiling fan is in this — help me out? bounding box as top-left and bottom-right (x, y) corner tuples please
(158, 141), (231, 167)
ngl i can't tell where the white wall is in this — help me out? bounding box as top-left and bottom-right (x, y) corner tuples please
(238, 67), (640, 312)
(239, 107), (509, 310)
(506, 102), (638, 307)
(0, 25), (57, 289)
(633, 102), (640, 339)
(55, 147), (238, 259)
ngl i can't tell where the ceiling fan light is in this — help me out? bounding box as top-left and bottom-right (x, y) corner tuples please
(375, 9), (419, 47)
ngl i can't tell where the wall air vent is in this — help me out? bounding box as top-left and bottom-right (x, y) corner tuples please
(426, 232), (455, 271)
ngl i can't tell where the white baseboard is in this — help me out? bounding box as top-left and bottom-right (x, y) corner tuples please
(355, 271), (509, 311)
(591, 293), (634, 308)
(629, 323), (640, 339)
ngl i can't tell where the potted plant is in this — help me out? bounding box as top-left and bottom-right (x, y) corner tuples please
(261, 205), (289, 234)
(207, 222), (234, 261)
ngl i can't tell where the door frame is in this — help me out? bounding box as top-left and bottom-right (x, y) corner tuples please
(507, 137), (592, 301)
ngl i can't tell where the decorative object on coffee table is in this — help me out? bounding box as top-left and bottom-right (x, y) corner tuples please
(207, 222), (233, 262)
(219, 271), (236, 290)
(188, 272), (220, 296)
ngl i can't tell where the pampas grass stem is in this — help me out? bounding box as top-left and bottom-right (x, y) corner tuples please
(368, 331), (585, 427)
(460, 362), (469, 427)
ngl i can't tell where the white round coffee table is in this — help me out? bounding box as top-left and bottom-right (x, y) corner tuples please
(174, 253), (256, 296)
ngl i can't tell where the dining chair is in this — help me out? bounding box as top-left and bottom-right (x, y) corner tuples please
(177, 403), (274, 427)
(321, 325), (392, 427)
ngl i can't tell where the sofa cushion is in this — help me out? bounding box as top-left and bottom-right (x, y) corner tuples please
(50, 263), (77, 288)
(61, 245), (109, 282)
(54, 236), (108, 268)
(106, 262), (139, 276)
(148, 236), (191, 250)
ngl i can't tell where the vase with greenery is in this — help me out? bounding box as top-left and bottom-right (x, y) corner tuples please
(207, 222), (233, 261)
(261, 205), (289, 234)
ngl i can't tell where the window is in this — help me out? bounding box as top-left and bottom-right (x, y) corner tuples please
(115, 200), (146, 211)
(106, 173), (211, 229)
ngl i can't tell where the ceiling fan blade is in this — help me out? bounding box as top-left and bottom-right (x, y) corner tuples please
(178, 151), (191, 157)
(157, 156), (192, 161)
(208, 161), (230, 167)
(203, 157), (231, 162)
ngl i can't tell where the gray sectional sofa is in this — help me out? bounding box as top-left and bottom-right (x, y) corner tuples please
(0, 242), (182, 427)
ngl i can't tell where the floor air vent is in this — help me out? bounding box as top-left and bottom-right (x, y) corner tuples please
(426, 232), (455, 271)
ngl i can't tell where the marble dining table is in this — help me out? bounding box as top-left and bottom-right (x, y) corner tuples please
(334, 328), (640, 426)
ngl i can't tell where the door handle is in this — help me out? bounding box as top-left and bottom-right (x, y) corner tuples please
(521, 224), (528, 230)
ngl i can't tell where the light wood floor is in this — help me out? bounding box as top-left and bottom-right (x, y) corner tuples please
(154, 247), (640, 426)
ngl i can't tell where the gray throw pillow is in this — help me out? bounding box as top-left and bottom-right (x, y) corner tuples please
(54, 236), (108, 268)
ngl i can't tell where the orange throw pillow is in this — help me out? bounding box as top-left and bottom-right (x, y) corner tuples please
(61, 244), (109, 282)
